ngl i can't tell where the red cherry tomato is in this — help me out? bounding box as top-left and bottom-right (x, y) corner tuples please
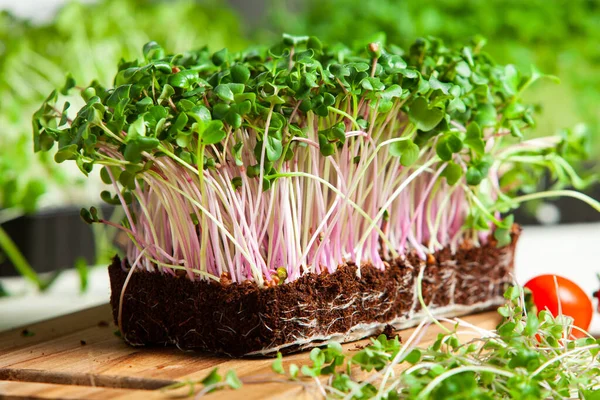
(524, 275), (593, 337)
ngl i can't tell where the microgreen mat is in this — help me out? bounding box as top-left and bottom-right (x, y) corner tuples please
(33, 34), (600, 285)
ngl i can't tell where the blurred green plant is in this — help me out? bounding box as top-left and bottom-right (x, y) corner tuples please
(266, 0), (600, 156)
(0, 0), (244, 290)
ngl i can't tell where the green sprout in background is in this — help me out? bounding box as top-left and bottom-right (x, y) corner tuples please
(0, 0), (245, 291)
(164, 285), (600, 399)
(266, 0), (600, 162)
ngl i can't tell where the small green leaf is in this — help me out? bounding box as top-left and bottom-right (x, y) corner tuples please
(447, 97), (466, 113)
(455, 61), (471, 77)
(408, 97), (445, 132)
(289, 364), (299, 379)
(188, 105), (212, 125)
(500, 214), (514, 229)
(389, 139), (419, 166)
(176, 133), (191, 147)
(361, 77), (384, 91)
(226, 112), (243, 129)
(158, 84), (175, 104)
(429, 77), (451, 94)
(323, 92), (335, 107)
(497, 305), (511, 317)
(442, 162), (463, 186)
(232, 142), (244, 166)
(466, 122), (481, 140)
(309, 348), (325, 367)
(212, 48), (228, 66)
(143, 41), (165, 61)
(404, 348), (421, 364)
(169, 70), (201, 90)
(106, 85), (131, 109)
(233, 93), (256, 106)
(127, 116), (146, 139)
(81, 87), (96, 102)
(283, 33), (309, 46)
(265, 136), (283, 161)
(215, 84), (235, 103)
(123, 137), (159, 163)
(228, 83), (245, 95)
(329, 64), (350, 79)
(201, 368), (222, 386)
(446, 134), (463, 153)
(524, 314), (540, 336)
(301, 365), (319, 378)
(201, 120), (226, 145)
(74, 257), (89, 293)
(224, 370), (242, 389)
(174, 112), (188, 130)
(231, 177), (242, 190)
(100, 190), (121, 205)
(236, 100), (252, 115)
(231, 64), (250, 84)
(60, 73), (76, 95)
(80, 208), (94, 224)
(272, 353), (285, 374)
(494, 226), (512, 248)
(475, 104), (497, 127)
(435, 138), (453, 162)
(246, 164), (260, 178)
(318, 134), (335, 156)
(509, 120), (523, 138)
(465, 122), (485, 156)
(380, 84), (403, 100)
(54, 144), (78, 163)
(466, 166), (484, 185)
(307, 36), (323, 52)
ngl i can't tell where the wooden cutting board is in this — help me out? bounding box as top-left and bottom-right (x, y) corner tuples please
(0, 304), (501, 399)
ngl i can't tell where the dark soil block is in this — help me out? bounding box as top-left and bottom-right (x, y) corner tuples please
(109, 227), (520, 357)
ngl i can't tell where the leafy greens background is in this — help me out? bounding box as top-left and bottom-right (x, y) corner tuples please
(265, 0), (600, 156)
(0, 0), (244, 212)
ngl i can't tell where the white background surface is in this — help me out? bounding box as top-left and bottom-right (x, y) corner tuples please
(0, 0), (94, 21)
(1, 223), (600, 333)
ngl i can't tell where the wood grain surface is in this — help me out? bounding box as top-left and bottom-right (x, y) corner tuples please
(0, 304), (501, 399)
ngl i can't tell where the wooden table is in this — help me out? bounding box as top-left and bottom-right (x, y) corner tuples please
(0, 304), (501, 399)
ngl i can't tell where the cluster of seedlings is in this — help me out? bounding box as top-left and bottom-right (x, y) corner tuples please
(33, 35), (596, 288)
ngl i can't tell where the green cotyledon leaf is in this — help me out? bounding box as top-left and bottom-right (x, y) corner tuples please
(389, 139), (420, 166)
(408, 96), (445, 132)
